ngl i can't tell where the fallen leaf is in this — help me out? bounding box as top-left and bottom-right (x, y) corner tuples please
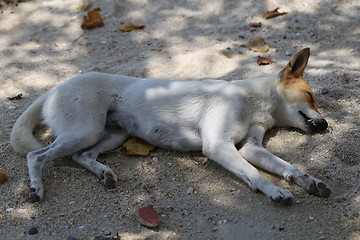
(249, 22), (262, 28)
(81, 8), (104, 29)
(246, 37), (269, 52)
(136, 205), (160, 228)
(8, 93), (22, 100)
(0, 168), (8, 184)
(257, 56), (272, 65)
(119, 21), (145, 32)
(123, 137), (155, 156)
(263, 8), (287, 19)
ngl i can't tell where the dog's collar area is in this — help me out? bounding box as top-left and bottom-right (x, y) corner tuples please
(299, 111), (328, 134)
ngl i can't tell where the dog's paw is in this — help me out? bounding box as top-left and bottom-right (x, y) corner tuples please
(287, 172), (332, 198)
(292, 173), (332, 198)
(100, 171), (117, 188)
(270, 188), (294, 206)
(306, 180), (331, 198)
(29, 187), (43, 202)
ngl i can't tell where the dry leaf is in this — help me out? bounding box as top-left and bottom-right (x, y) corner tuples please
(119, 21), (145, 32)
(263, 8), (287, 19)
(81, 8), (104, 29)
(136, 205), (160, 228)
(123, 137), (155, 156)
(257, 56), (272, 65)
(246, 37), (269, 52)
(0, 168), (8, 184)
(249, 22), (262, 28)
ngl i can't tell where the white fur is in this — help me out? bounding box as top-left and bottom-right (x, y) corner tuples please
(10, 51), (331, 203)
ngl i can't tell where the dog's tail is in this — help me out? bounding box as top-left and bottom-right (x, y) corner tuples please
(10, 94), (48, 156)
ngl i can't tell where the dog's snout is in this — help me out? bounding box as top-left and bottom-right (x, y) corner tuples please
(315, 118), (328, 133)
(299, 111), (328, 134)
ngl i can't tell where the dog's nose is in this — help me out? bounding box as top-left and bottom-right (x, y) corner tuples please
(315, 118), (328, 133)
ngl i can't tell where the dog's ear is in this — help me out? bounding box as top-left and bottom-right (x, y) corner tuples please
(283, 48), (310, 78)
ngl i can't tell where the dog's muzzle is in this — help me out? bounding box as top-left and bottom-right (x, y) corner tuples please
(299, 111), (328, 133)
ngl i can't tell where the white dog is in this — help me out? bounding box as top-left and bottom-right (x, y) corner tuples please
(10, 48), (331, 204)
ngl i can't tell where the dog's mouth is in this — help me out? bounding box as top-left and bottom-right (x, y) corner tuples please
(299, 111), (328, 134)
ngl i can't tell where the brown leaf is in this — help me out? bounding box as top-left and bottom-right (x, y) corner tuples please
(136, 205), (160, 228)
(257, 56), (272, 65)
(249, 22), (262, 28)
(81, 8), (104, 29)
(246, 37), (269, 52)
(263, 8), (287, 19)
(0, 168), (8, 184)
(119, 21), (145, 32)
(122, 137), (155, 156)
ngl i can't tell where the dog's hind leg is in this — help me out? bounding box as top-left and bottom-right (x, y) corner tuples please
(72, 128), (129, 188)
(27, 130), (105, 202)
(239, 126), (331, 198)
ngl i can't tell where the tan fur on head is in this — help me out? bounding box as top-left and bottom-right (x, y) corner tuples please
(278, 48), (318, 112)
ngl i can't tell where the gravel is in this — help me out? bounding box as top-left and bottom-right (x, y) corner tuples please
(0, 0), (359, 239)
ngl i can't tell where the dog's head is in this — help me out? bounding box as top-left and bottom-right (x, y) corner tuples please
(276, 48), (328, 134)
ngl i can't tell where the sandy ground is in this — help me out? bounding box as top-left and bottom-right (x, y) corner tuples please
(0, 0), (359, 239)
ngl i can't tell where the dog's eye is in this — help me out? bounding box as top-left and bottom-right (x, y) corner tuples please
(307, 92), (315, 103)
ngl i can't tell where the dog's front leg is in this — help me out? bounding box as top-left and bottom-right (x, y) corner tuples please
(202, 142), (294, 205)
(239, 126), (331, 198)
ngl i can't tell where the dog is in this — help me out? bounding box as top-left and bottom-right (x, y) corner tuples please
(10, 48), (331, 204)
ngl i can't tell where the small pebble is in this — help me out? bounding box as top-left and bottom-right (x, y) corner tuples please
(66, 235), (77, 240)
(182, 210), (191, 216)
(218, 219), (229, 224)
(285, 50), (292, 56)
(187, 187), (194, 194)
(28, 227), (39, 235)
(17, 209), (26, 213)
(320, 88), (329, 95)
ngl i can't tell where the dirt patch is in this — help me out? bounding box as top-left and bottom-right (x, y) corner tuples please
(0, 0), (359, 239)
